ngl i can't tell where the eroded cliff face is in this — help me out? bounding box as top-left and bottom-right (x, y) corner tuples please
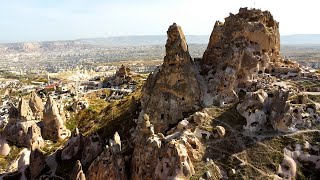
(131, 114), (201, 180)
(201, 7), (294, 104)
(141, 23), (201, 133)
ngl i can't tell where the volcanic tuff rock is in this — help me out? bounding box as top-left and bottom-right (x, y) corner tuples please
(70, 160), (86, 180)
(3, 121), (43, 148)
(29, 148), (47, 180)
(29, 91), (44, 120)
(201, 7), (298, 104)
(131, 114), (201, 180)
(141, 23), (201, 133)
(0, 137), (10, 157)
(18, 98), (33, 121)
(237, 88), (320, 132)
(42, 96), (70, 141)
(87, 132), (127, 180)
(104, 65), (134, 86)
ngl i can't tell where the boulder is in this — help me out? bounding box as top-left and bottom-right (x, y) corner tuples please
(193, 111), (212, 125)
(216, 126), (226, 138)
(0, 137), (10, 157)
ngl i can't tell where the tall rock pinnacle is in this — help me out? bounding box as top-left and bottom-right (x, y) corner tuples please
(141, 23), (201, 133)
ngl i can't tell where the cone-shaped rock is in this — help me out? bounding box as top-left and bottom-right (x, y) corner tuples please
(42, 96), (70, 141)
(18, 98), (33, 121)
(141, 23), (201, 133)
(29, 91), (44, 120)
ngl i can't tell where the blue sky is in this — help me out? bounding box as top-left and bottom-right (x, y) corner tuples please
(1, 0), (320, 43)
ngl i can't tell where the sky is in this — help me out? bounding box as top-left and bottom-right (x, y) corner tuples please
(1, 0), (320, 43)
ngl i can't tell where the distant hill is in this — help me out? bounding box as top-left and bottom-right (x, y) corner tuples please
(78, 35), (210, 47)
(79, 34), (320, 46)
(281, 34), (320, 45)
(2, 34), (320, 48)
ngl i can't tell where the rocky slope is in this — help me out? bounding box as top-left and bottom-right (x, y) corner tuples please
(1, 7), (320, 180)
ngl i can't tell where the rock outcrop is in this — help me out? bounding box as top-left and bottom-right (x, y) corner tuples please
(81, 133), (103, 167)
(29, 148), (47, 180)
(42, 96), (70, 141)
(3, 121), (44, 148)
(0, 137), (10, 157)
(237, 88), (302, 132)
(103, 65), (134, 87)
(70, 160), (86, 180)
(87, 132), (127, 180)
(29, 91), (44, 120)
(201, 8), (298, 104)
(141, 23), (201, 133)
(131, 114), (201, 180)
(17, 98), (33, 121)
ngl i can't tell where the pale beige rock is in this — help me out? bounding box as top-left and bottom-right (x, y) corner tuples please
(0, 137), (10, 157)
(3, 121), (43, 148)
(43, 96), (70, 141)
(81, 133), (103, 167)
(131, 114), (201, 180)
(29, 91), (43, 120)
(18, 98), (33, 121)
(216, 126), (226, 138)
(87, 132), (127, 180)
(6, 148), (30, 172)
(237, 89), (268, 132)
(193, 111), (212, 125)
(141, 23), (201, 133)
(201, 8), (297, 104)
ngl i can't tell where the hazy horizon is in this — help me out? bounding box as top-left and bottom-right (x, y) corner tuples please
(1, 0), (320, 43)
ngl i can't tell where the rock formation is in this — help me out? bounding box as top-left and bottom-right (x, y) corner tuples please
(201, 8), (299, 104)
(29, 148), (47, 180)
(70, 160), (86, 180)
(81, 133), (103, 167)
(103, 65), (134, 87)
(237, 89), (268, 132)
(42, 96), (70, 141)
(87, 132), (127, 180)
(141, 23), (201, 133)
(236, 88), (316, 132)
(131, 114), (201, 180)
(61, 130), (83, 161)
(2, 121), (44, 148)
(0, 137), (10, 157)
(29, 91), (44, 120)
(17, 98), (33, 121)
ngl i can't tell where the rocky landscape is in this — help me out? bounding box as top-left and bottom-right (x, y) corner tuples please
(0, 7), (320, 180)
